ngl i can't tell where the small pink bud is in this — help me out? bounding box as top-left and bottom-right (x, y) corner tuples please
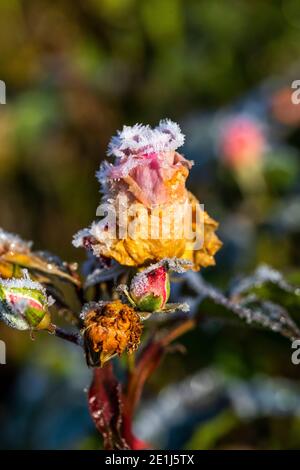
(129, 265), (170, 312)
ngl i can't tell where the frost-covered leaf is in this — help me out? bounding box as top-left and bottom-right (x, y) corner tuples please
(0, 229), (80, 287)
(84, 264), (126, 289)
(230, 264), (300, 297)
(184, 271), (300, 341)
(239, 295), (300, 341)
(1, 251), (80, 286)
(230, 264), (300, 315)
(82, 253), (126, 289)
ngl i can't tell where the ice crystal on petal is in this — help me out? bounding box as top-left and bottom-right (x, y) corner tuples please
(72, 228), (92, 248)
(107, 123), (151, 157)
(96, 161), (114, 195)
(72, 220), (116, 253)
(157, 119), (185, 149)
(107, 119), (185, 158)
(90, 220), (114, 248)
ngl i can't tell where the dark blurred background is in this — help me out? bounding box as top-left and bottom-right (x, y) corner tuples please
(1, 0), (300, 449)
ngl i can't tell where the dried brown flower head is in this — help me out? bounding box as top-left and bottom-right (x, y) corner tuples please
(81, 300), (143, 367)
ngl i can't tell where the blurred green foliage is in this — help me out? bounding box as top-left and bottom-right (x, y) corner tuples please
(1, 0), (300, 450)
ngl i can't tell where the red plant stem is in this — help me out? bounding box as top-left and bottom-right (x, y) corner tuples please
(124, 318), (196, 426)
(89, 318), (196, 450)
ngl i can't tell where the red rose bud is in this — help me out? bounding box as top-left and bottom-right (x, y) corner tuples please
(130, 264), (170, 312)
(0, 271), (54, 331)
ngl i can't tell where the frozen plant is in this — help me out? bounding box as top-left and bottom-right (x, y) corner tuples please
(0, 120), (299, 450)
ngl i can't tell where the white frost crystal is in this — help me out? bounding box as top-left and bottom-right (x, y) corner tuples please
(106, 119), (185, 159)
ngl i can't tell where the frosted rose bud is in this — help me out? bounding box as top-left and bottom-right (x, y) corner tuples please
(0, 272), (54, 331)
(130, 265), (170, 313)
